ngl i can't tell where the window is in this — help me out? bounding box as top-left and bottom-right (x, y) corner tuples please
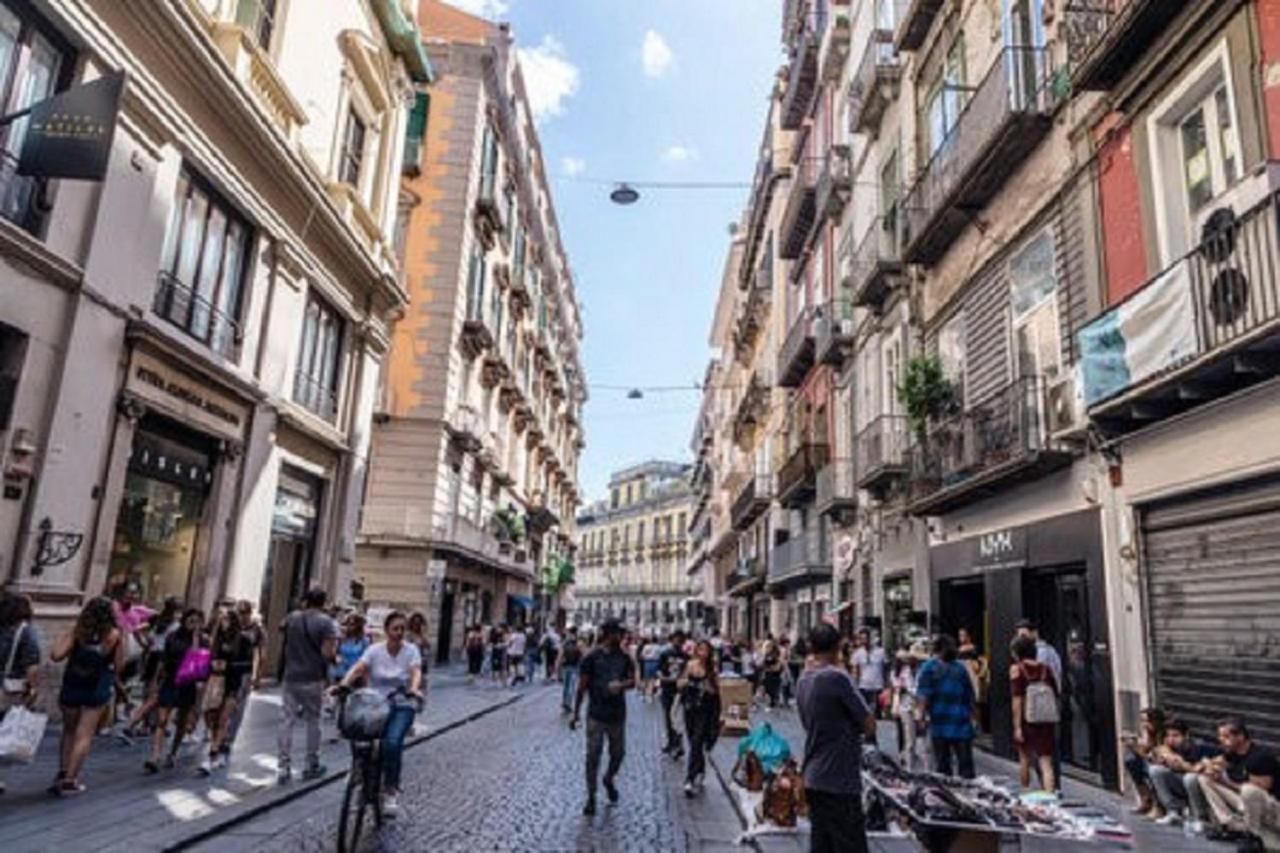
(922, 37), (967, 160)
(637, 521), (645, 546)
(1008, 230), (1060, 383)
(156, 170), (252, 358)
(294, 292), (343, 421)
(879, 150), (900, 246)
(1179, 86), (1239, 215)
(339, 109), (367, 189)
(478, 124), (499, 202)
(466, 243), (486, 320)
(235, 0), (278, 51)
(0, 0), (72, 235)
(938, 312), (967, 405)
(881, 329), (904, 417)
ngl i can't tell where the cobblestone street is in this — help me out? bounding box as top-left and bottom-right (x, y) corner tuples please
(193, 683), (744, 853)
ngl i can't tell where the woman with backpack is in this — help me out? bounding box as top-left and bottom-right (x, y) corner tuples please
(1010, 634), (1058, 792)
(145, 608), (205, 773)
(50, 596), (124, 795)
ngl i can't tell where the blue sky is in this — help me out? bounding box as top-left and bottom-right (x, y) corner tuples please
(448, 1), (784, 504)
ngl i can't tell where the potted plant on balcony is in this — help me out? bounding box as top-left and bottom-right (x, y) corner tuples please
(490, 506), (525, 554)
(897, 355), (958, 443)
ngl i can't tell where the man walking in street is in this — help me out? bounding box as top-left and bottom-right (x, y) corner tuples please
(277, 587), (337, 783)
(916, 634), (977, 779)
(657, 628), (689, 759)
(558, 626), (583, 713)
(851, 628), (886, 725)
(796, 622), (873, 853)
(571, 618), (636, 816)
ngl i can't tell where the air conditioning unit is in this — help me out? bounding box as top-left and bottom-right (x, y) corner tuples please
(1046, 368), (1086, 440)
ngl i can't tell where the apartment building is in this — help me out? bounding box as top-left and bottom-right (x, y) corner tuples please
(575, 462), (694, 633)
(0, 0), (427, 662)
(358, 1), (585, 663)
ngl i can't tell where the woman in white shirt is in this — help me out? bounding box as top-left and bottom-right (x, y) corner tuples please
(336, 611), (422, 816)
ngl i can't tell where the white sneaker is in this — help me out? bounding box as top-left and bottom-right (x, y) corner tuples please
(1185, 819), (1204, 836)
(197, 757), (213, 777)
(382, 791), (400, 817)
(683, 781), (696, 798)
(1155, 813), (1180, 826)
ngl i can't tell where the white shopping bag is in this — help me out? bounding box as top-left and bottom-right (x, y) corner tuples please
(0, 706), (48, 764)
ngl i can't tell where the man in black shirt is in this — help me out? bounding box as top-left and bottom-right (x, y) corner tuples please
(796, 623), (874, 853)
(1186, 717), (1279, 849)
(572, 618), (636, 816)
(656, 629), (688, 759)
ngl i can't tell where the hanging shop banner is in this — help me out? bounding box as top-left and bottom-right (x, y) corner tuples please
(1078, 258), (1200, 407)
(18, 71), (126, 181)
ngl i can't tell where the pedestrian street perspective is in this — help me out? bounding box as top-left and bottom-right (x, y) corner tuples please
(1, 0), (1279, 851)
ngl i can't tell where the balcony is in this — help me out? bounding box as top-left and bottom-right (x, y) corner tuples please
(816, 458), (856, 516)
(209, 17), (307, 142)
(777, 306), (816, 387)
(458, 299), (495, 359)
(445, 404), (483, 452)
(361, 509), (532, 580)
(906, 376), (1072, 515)
(1079, 190), (1280, 438)
(779, 154), (819, 261)
(473, 181), (505, 249)
(901, 47), (1056, 266)
(894, 0), (945, 52)
(153, 271), (241, 360)
(726, 555), (766, 596)
(768, 530), (830, 588)
(815, 145), (852, 223)
(855, 414), (909, 496)
(814, 298), (856, 368)
(777, 442), (829, 507)
(732, 366), (773, 448)
(730, 472), (773, 531)
(849, 25), (902, 136)
(1067, 0), (1194, 91)
(848, 217), (904, 313)
(780, 18), (821, 130)
(818, 4), (852, 83)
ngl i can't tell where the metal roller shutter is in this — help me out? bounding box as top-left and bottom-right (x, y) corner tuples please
(1141, 475), (1280, 747)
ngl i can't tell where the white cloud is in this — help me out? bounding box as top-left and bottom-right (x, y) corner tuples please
(662, 145), (699, 164)
(447, 0), (510, 19)
(641, 30), (675, 78)
(516, 36), (581, 122)
(562, 157), (587, 177)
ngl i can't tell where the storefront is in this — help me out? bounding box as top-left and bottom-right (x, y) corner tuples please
(930, 509), (1117, 788)
(1138, 473), (1280, 748)
(259, 465), (323, 666)
(103, 345), (251, 611)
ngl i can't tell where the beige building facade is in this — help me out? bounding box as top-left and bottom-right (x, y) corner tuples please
(575, 462), (694, 634)
(357, 1), (585, 663)
(0, 0), (426, 666)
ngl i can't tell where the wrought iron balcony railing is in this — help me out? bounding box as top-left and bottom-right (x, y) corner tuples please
(293, 369), (339, 423)
(895, 0), (944, 52)
(777, 442), (829, 507)
(901, 46), (1056, 266)
(814, 298), (856, 368)
(730, 472), (773, 531)
(849, 21), (903, 135)
(1079, 189), (1280, 437)
(153, 271), (242, 360)
(1065, 0), (1193, 91)
(780, 9), (823, 129)
(726, 554), (766, 594)
(779, 154), (819, 261)
(855, 414), (909, 494)
(777, 305), (816, 387)
(815, 145), (852, 222)
(906, 375), (1071, 514)
(768, 529), (830, 586)
(848, 216), (904, 312)
(815, 457), (856, 516)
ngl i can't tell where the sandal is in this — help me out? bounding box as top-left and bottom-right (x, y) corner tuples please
(58, 779), (86, 796)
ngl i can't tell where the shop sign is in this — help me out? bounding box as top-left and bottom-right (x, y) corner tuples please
(16, 71), (125, 181)
(127, 350), (248, 441)
(972, 526), (1028, 571)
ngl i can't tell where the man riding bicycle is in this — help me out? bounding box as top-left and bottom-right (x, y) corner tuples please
(333, 610), (424, 816)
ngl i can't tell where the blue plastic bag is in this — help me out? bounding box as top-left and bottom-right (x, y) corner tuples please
(737, 722), (791, 775)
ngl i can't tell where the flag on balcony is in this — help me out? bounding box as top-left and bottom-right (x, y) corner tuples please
(1078, 259), (1200, 407)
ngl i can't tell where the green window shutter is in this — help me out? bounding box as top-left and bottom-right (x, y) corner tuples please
(402, 92), (429, 176)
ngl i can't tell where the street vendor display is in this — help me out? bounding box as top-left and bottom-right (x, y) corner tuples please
(718, 676), (752, 736)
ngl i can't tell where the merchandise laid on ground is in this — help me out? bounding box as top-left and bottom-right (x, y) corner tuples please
(863, 752), (1134, 850)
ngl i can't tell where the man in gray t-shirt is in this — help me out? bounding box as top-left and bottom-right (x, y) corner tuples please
(276, 589), (337, 783)
(796, 623), (873, 853)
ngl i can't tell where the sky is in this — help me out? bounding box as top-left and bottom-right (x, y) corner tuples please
(444, 0), (784, 505)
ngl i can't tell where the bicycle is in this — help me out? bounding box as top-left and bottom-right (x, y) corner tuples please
(333, 686), (422, 853)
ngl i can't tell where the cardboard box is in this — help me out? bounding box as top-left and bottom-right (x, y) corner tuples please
(720, 676), (752, 735)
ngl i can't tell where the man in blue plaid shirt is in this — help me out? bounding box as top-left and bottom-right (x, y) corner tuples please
(916, 634), (976, 778)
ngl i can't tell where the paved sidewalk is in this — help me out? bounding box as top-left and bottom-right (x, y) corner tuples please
(0, 667), (526, 853)
(706, 702), (1229, 852)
